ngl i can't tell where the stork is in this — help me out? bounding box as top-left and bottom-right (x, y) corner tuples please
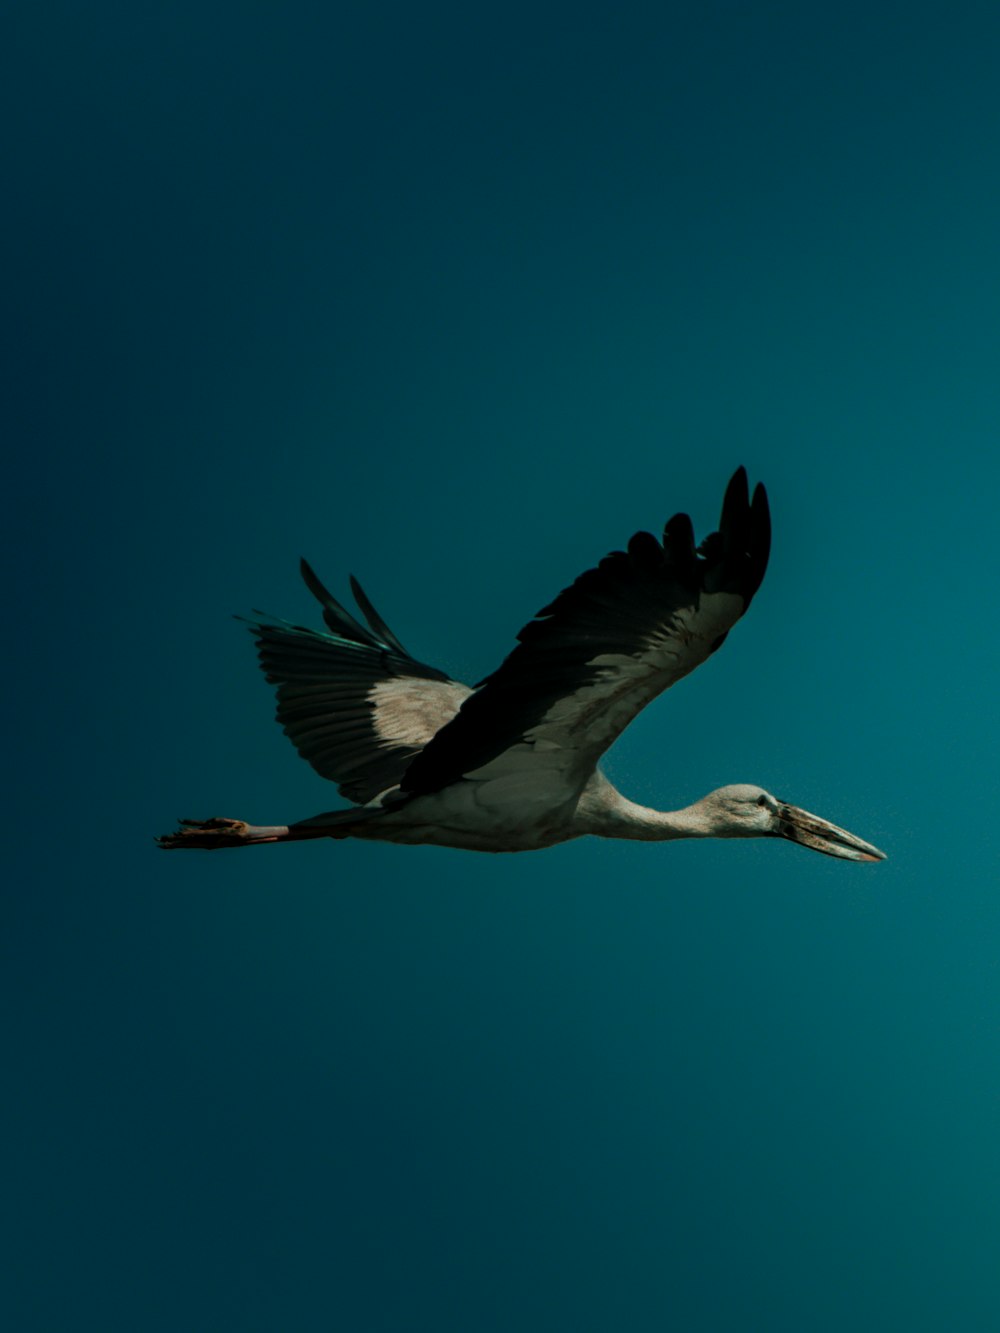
(158, 468), (884, 862)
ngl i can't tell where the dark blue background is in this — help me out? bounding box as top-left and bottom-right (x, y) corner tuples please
(6, 4), (999, 1328)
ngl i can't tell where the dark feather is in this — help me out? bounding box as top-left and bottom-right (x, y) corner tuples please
(349, 575), (410, 656)
(299, 558), (380, 647)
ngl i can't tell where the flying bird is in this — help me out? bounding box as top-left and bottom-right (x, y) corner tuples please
(158, 468), (884, 862)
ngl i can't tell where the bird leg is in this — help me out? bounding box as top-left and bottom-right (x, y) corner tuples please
(156, 816), (321, 850)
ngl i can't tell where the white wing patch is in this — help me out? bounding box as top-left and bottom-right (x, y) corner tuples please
(370, 677), (472, 747)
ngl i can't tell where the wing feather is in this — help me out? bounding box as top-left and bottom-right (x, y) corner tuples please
(398, 468), (770, 799)
(247, 567), (470, 803)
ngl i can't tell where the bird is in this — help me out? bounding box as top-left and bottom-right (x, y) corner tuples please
(157, 467), (884, 862)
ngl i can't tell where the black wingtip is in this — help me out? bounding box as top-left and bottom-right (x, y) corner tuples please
(348, 573), (410, 656)
(662, 511), (697, 574)
(748, 481), (771, 592)
(697, 468), (771, 600)
(663, 511), (695, 548)
(751, 480), (770, 528)
(300, 555), (323, 593)
(720, 466), (750, 531)
(298, 557), (381, 646)
(299, 557), (342, 614)
(300, 556), (323, 601)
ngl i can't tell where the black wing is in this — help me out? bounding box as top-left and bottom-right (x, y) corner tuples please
(248, 561), (470, 803)
(398, 468), (770, 799)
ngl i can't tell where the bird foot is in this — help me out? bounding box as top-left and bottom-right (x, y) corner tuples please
(156, 817), (265, 850)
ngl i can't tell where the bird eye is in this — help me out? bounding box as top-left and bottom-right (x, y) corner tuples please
(757, 794), (769, 807)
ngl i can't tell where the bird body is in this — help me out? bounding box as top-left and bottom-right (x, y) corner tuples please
(159, 468), (885, 864)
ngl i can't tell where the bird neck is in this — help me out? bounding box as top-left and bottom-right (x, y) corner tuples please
(581, 784), (722, 842)
(620, 801), (720, 842)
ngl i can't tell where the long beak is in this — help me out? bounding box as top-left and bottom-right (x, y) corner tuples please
(776, 803), (886, 863)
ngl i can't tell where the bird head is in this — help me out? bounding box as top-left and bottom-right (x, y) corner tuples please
(700, 784), (886, 862)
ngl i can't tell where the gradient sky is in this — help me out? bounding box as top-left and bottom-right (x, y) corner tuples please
(6, 4), (1000, 1330)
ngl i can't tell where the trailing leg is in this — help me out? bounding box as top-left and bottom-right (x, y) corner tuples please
(156, 817), (311, 850)
(156, 807), (385, 850)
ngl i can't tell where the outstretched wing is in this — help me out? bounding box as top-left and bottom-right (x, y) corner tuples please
(248, 562), (471, 803)
(398, 467), (770, 800)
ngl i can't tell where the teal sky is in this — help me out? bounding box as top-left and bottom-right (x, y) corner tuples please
(6, 4), (1000, 1329)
